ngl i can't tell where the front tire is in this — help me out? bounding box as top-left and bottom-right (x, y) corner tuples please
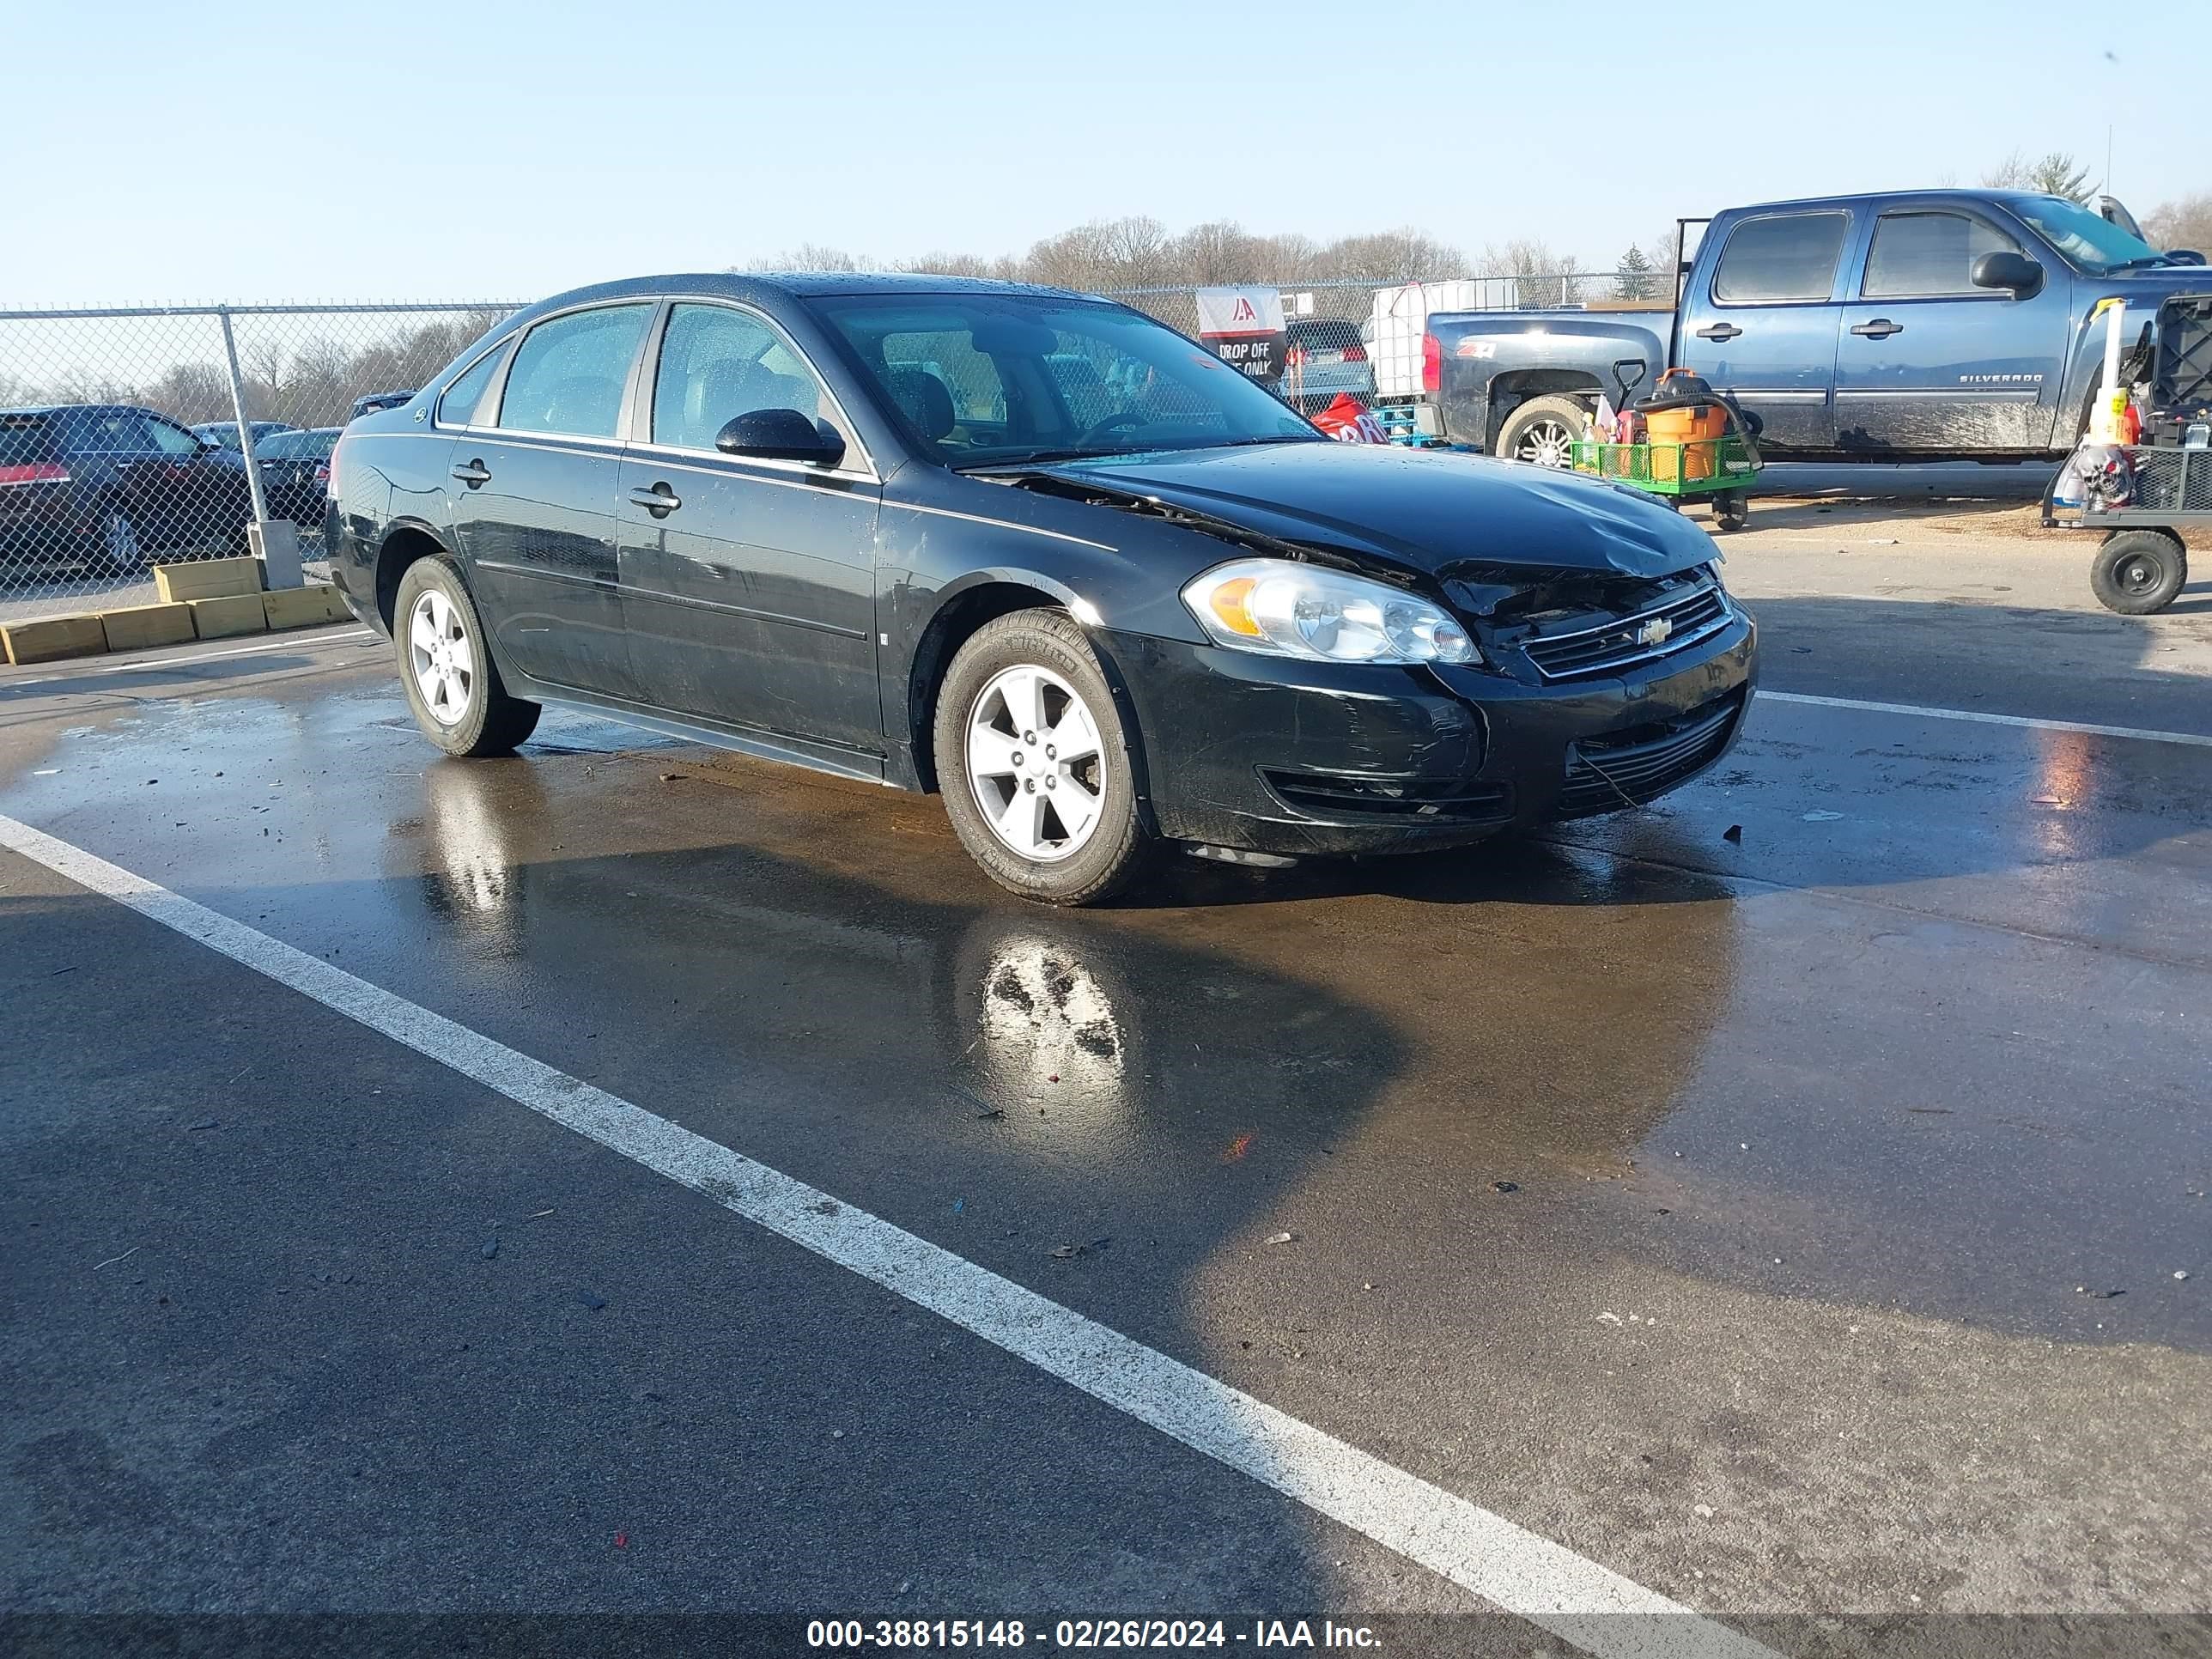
(393, 557), (541, 756)
(2090, 530), (2187, 615)
(933, 609), (1153, 905)
(1495, 394), (1592, 468)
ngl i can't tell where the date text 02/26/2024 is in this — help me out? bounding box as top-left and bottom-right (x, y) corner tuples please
(805, 1620), (1382, 1650)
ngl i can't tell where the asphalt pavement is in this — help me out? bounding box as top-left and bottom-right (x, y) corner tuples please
(3, 509), (2209, 1659)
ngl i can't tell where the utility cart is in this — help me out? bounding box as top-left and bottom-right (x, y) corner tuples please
(1571, 362), (1762, 532)
(2041, 294), (2211, 615)
(2042, 446), (2203, 613)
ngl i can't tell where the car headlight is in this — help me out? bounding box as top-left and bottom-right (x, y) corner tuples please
(1181, 557), (1478, 665)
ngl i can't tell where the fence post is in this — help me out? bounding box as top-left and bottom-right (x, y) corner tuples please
(217, 306), (301, 588)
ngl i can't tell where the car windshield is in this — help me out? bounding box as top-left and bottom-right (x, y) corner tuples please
(2009, 195), (2167, 273)
(809, 292), (1320, 467)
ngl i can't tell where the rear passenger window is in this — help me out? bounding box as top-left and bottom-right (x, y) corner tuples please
(437, 343), (507, 427)
(1863, 212), (2020, 298)
(495, 305), (653, 439)
(1711, 212), (1849, 305)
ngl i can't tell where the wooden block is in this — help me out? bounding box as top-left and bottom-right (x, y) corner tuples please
(154, 556), (266, 604)
(3, 613), (108, 666)
(262, 583), (350, 630)
(100, 602), (196, 653)
(188, 593), (269, 641)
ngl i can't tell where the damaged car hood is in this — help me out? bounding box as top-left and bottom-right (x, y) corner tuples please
(995, 441), (1718, 585)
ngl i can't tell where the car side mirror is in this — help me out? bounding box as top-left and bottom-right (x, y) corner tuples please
(1971, 251), (2044, 297)
(715, 408), (845, 467)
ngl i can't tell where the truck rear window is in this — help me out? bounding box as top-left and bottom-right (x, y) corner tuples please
(0, 417), (58, 466)
(1711, 211), (1850, 305)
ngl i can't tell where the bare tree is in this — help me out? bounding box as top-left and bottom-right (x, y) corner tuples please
(1982, 149), (2094, 203)
(747, 244), (878, 273)
(1480, 240), (1580, 308)
(2144, 192), (2212, 255)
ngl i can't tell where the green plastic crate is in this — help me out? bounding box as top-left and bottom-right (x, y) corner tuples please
(1571, 434), (1758, 496)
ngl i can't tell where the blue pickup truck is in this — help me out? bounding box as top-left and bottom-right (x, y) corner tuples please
(1424, 189), (2207, 466)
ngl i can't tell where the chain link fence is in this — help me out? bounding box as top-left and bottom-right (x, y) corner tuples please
(1, 276), (1662, 624)
(1, 304), (518, 622)
(1100, 270), (1671, 413)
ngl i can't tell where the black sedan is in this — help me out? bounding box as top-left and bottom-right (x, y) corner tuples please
(253, 426), (340, 528)
(3, 404), (256, 574)
(327, 275), (1754, 903)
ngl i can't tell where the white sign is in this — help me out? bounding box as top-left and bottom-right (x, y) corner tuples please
(1195, 286), (1286, 335)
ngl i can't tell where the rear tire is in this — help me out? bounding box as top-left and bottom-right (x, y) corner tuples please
(2090, 530), (2187, 615)
(393, 557), (540, 756)
(1495, 395), (1592, 468)
(933, 609), (1153, 905)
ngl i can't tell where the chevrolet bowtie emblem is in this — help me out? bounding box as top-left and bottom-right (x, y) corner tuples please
(1635, 616), (1674, 647)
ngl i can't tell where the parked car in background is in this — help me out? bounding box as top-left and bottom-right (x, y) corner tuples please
(254, 426), (340, 528)
(350, 390), (414, 417)
(190, 419), (297, 453)
(330, 274), (1754, 904)
(1279, 317), (1372, 413)
(2, 404), (255, 573)
(1395, 189), (2212, 465)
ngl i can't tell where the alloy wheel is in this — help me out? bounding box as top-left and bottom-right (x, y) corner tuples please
(104, 512), (141, 572)
(409, 588), (477, 726)
(963, 664), (1108, 864)
(1515, 418), (1577, 468)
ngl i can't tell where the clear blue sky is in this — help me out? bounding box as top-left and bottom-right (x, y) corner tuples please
(2, 0), (2190, 305)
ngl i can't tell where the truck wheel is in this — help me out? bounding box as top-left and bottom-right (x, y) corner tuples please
(2090, 530), (2187, 615)
(1495, 396), (1591, 468)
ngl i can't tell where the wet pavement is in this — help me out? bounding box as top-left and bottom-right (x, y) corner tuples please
(3, 525), (2209, 1657)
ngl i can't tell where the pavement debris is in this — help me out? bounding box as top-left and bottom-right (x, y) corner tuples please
(1723, 823), (1743, 843)
(481, 1238), (498, 1259)
(1491, 1180), (1518, 1193)
(1693, 1504), (1717, 1517)
(185, 1117), (219, 1131)
(1802, 810), (1845, 823)
(576, 1291), (607, 1310)
(1264, 1231), (1297, 1246)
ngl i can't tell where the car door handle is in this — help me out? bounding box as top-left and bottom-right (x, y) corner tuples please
(1850, 319), (1904, 339)
(629, 483), (681, 516)
(451, 459), (491, 487)
(1695, 322), (1742, 342)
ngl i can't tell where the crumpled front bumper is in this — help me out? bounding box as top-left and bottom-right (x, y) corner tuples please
(1094, 606), (1756, 857)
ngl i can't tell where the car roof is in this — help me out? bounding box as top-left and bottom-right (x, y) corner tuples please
(507, 270), (1097, 324)
(2, 403), (151, 419)
(1730, 188), (2075, 216)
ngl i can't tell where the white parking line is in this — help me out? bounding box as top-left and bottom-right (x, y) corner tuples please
(1, 628), (374, 689)
(0, 807), (1777, 1659)
(1759, 690), (2212, 750)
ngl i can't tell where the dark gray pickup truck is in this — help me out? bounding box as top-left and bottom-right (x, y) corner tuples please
(1423, 189), (2206, 466)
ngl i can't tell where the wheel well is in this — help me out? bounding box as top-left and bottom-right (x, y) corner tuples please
(907, 581), (1063, 793)
(374, 526), (448, 633)
(1487, 372), (1602, 449)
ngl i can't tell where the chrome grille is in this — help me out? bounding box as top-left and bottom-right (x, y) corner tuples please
(1522, 584), (1732, 682)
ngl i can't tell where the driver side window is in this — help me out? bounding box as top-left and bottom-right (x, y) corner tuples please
(651, 304), (836, 452)
(145, 417), (204, 456)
